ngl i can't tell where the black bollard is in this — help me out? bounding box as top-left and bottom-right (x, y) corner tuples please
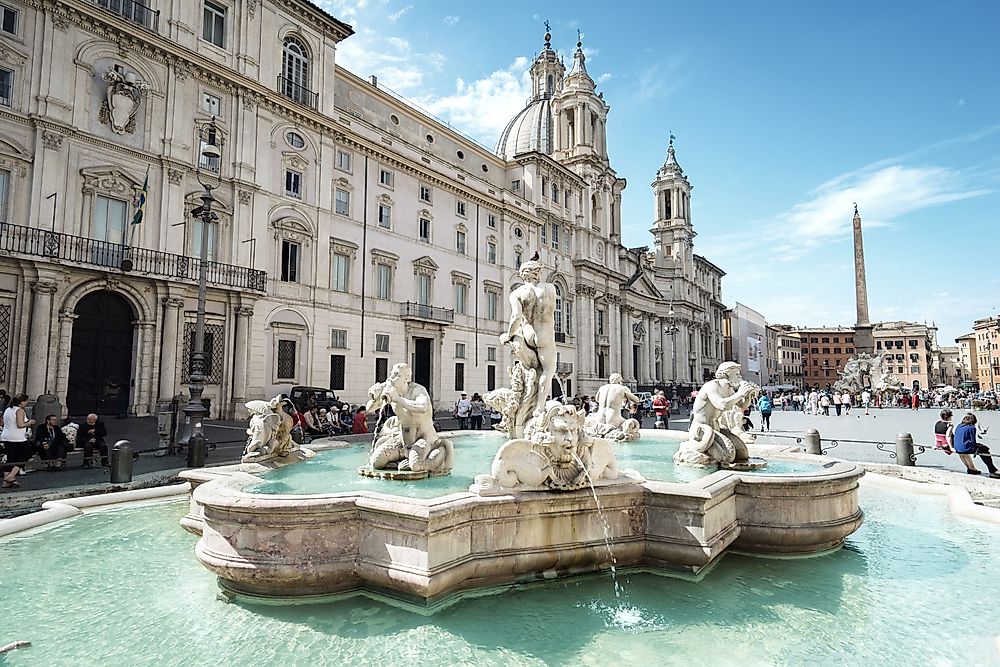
(895, 432), (915, 466)
(110, 440), (134, 483)
(187, 432), (207, 468)
(803, 429), (822, 455)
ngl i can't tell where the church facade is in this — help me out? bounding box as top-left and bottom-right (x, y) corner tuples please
(0, 0), (726, 416)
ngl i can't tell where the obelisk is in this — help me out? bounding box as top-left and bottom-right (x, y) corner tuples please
(852, 204), (874, 354)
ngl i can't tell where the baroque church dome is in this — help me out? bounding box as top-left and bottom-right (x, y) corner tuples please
(495, 97), (553, 158)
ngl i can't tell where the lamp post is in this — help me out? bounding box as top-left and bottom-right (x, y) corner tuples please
(663, 305), (680, 385)
(177, 118), (222, 468)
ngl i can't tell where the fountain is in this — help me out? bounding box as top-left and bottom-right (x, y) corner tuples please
(175, 259), (863, 604)
(241, 395), (314, 464)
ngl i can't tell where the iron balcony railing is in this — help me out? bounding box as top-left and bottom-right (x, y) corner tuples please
(97, 0), (160, 31)
(0, 222), (267, 292)
(278, 76), (319, 109)
(400, 302), (454, 324)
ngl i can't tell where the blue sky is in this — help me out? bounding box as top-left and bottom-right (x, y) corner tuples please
(319, 0), (1000, 344)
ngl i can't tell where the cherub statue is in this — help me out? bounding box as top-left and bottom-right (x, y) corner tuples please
(242, 395), (295, 462)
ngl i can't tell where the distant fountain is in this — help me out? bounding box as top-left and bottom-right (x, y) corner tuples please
(584, 373), (641, 442)
(674, 362), (764, 469)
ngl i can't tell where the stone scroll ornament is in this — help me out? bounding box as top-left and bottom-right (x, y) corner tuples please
(242, 395), (306, 463)
(362, 362), (453, 477)
(471, 400), (643, 496)
(673, 362), (760, 468)
(583, 373), (641, 441)
(99, 67), (150, 135)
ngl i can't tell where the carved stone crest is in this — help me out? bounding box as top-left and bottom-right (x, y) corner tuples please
(167, 168), (184, 185)
(99, 67), (151, 135)
(42, 131), (64, 151)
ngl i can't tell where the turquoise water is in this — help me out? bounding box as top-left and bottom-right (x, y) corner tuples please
(1, 484), (999, 665)
(245, 432), (823, 497)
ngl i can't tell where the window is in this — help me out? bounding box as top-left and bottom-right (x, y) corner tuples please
(335, 189), (350, 216)
(191, 218), (218, 262)
(487, 365), (496, 392)
(511, 179), (520, 191)
(554, 285), (563, 334)
(277, 340), (297, 379)
(375, 334), (390, 353)
(280, 240), (300, 282)
(487, 213), (497, 228)
(910, 365), (920, 374)
(419, 217), (431, 242)
(93, 195), (128, 244)
(336, 150), (352, 171)
(908, 340), (919, 348)
(286, 131), (305, 149)
(551, 223), (559, 250)
(419, 184), (432, 203)
(540, 223), (547, 245)
(329, 354), (345, 390)
(821, 337), (830, 343)
(487, 346), (497, 362)
(454, 362), (466, 391)
(202, 1), (226, 48)
(281, 36), (311, 105)
(552, 183), (559, 201)
(284, 170), (302, 198)
(202, 92), (221, 116)
(541, 176), (547, 197)
(596, 309), (605, 336)
(375, 358), (389, 383)
(566, 307), (572, 336)
(513, 226), (524, 239)
(378, 204), (391, 229)
(454, 283), (467, 314)
(376, 264), (392, 300)
(456, 230), (466, 254)
(331, 253), (349, 292)
(330, 329), (348, 349)
(487, 241), (497, 264)
(0, 4), (16, 35)
(456, 200), (467, 217)
(455, 342), (466, 359)
(417, 274), (431, 305)
(379, 168), (393, 187)
(514, 251), (522, 269)
(486, 291), (498, 320)
(0, 169), (8, 222)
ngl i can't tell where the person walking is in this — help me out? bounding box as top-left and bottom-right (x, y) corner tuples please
(454, 393), (472, 430)
(757, 393), (773, 432)
(911, 392), (920, 411)
(1, 394), (34, 488)
(842, 391), (852, 415)
(652, 390), (669, 429)
(808, 389), (819, 415)
(819, 392), (831, 416)
(932, 409), (954, 455)
(470, 393), (486, 430)
(833, 391), (843, 416)
(953, 413), (1000, 478)
(861, 389), (871, 415)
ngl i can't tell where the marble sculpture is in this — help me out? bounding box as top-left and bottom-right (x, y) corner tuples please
(673, 362), (759, 468)
(242, 395), (299, 463)
(584, 373), (641, 441)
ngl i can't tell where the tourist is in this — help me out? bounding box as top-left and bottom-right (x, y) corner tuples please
(301, 406), (325, 438)
(630, 401), (644, 428)
(324, 407), (341, 434)
(953, 413), (1000, 478)
(80, 413), (109, 469)
(316, 409), (335, 436)
(861, 389), (871, 415)
(470, 393), (486, 430)
(1, 394), (34, 488)
(911, 392), (920, 411)
(757, 392), (773, 432)
(652, 390), (669, 429)
(454, 393), (472, 430)
(819, 392), (831, 416)
(808, 389), (819, 415)
(932, 409), (954, 455)
(351, 406), (368, 434)
(0, 389), (9, 411)
(338, 405), (354, 435)
(842, 390), (852, 415)
(833, 391), (843, 416)
(35, 415), (69, 469)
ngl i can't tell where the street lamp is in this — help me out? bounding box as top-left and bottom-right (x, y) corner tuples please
(663, 305), (680, 385)
(177, 117), (222, 467)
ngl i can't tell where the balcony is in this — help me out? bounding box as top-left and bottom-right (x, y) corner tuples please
(278, 76), (319, 109)
(556, 362), (574, 375)
(400, 302), (454, 324)
(96, 0), (160, 31)
(0, 223), (267, 292)
(555, 331), (567, 343)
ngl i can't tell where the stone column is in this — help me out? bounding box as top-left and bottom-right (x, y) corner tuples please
(232, 304), (254, 414)
(607, 298), (620, 374)
(620, 309), (633, 382)
(26, 280), (58, 397)
(134, 321), (155, 415)
(648, 316), (657, 382)
(576, 104), (586, 146)
(53, 309), (77, 417)
(159, 296), (185, 401)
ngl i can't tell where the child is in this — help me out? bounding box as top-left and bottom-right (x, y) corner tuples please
(932, 409), (954, 455)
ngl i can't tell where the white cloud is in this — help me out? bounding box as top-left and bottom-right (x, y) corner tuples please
(313, 0), (369, 20)
(387, 4), (411, 22)
(597, 73), (612, 84)
(418, 58), (532, 146)
(335, 26), (444, 93)
(443, 15), (460, 26)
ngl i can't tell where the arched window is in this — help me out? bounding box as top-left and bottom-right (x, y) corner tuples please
(282, 36), (312, 106)
(546, 74), (553, 95)
(554, 284), (563, 334)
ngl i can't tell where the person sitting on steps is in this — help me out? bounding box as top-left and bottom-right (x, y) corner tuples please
(954, 412), (999, 478)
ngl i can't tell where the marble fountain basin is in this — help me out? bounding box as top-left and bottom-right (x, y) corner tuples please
(179, 435), (864, 606)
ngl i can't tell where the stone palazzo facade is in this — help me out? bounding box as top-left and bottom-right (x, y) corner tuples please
(0, 0), (725, 417)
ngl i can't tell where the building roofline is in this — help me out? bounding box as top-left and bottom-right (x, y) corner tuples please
(693, 254), (726, 276)
(288, 0), (355, 40)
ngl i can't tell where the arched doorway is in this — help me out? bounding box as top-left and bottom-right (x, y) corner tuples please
(67, 291), (135, 416)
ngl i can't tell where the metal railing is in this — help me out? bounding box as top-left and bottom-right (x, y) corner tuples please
(96, 0), (160, 31)
(277, 76), (319, 109)
(399, 301), (454, 324)
(0, 223), (267, 292)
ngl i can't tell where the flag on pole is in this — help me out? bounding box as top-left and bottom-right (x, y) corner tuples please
(131, 167), (149, 226)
